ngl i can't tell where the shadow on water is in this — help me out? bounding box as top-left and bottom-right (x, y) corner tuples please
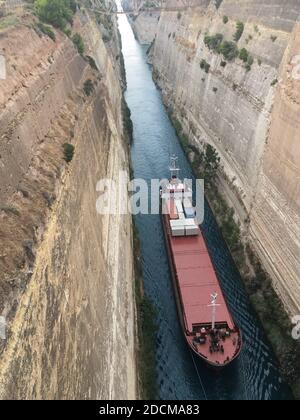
(117, 13), (292, 400)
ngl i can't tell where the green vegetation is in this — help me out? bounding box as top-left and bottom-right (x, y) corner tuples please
(36, 22), (56, 40)
(271, 78), (278, 86)
(212, 87), (218, 93)
(96, 12), (113, 41)
(239, 48), (249, 63)
(223, 16), (229, 24)
(83, 79), (94, 96)
(271, 35), (277, 42)
(86, 55), (98, 71)
(177, 11), (182, 20)
(245, 55), (254, 71)
(35, 0), (76, 31)
(0, 14), (19, 32)
(218, 41), (238, 61)
(204, 33), (223, 51)
(204, 34), (238, 60)
(122, 99), (133, 144)
(0, 206), (20, 217)
(63, 27), (72, 37)
(233, 21), (244, 42)
(133, 221), (157, 400)
(239, 48), (254, 70)
(204, 31), (255, 69)
(72, 33), (84, 55)
(200, 59), (210, 73)
(204, 33), (241, 62)
(246, 34), (253, 44)
(102, 33), (112, 43)
(62, 143), (75, 163)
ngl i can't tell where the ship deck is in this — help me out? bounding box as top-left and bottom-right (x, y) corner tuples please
(169, 231), (235, 333)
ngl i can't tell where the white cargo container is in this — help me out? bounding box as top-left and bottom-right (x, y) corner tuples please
(185, 225), (199, 236)
(183, 198), (193, 209)
(178, 213), (185, 220)
(171, 226), (185, 237)
(170, 219), (186, 228)
(175, 199), (184, 214)
(184, 219), (196, 226)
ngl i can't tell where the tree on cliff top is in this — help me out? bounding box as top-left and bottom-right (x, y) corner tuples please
(35, 0), (76, 30)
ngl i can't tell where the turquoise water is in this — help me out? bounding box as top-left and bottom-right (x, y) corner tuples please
(118, 13), (292, 400)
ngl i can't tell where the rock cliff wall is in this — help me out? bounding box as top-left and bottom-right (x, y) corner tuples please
(149, 0), (300, 315)
(0, 8), (136, 399)
(122, 0), (160, 44)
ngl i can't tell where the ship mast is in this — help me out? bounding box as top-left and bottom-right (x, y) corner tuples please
(208, 293), (220, 330)
(169, 155), (180, 179)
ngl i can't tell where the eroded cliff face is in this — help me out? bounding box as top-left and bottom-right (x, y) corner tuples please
(0, 9), (136, 399)
(149, 0), (300, 314)
(251, 20), (300, 314)
(122, 0), (160, 44)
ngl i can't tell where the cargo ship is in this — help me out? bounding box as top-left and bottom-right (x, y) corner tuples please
(160, 157), (242, 367)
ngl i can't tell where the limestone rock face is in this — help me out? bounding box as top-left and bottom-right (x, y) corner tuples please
(149, 0), (300, 314)
(250, 20), (300, 315)
(122, 0), (160, 44)
(0, 11), (136, 399)
(131, 12), (161, 44)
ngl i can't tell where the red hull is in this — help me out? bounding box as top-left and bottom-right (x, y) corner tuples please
(161, 208), (242, 368)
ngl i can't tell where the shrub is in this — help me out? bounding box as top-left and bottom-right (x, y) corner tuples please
(62, 143), (75, 163)
(72, 33), (84, 55)
(173, 118), (183, 134)
(239, 48), (249, 62)
(86, 55), (98, 71)
(103, 33), (112, 43)
(223, 16), (229, 24)
(213, 87), (218, 93)
(219, 41), (238, 61)
(200, 59), (210, 73)
(204, 33), (224, 52)
(247, 55), (254, 66)
(0, 206), (20, 216)
(83, 79), (94, 96)
(63, 27), (72, 37)
(233, 21), (244, 42)
(36, 22), (56, 40)
(35, 0), (75, 31)
(271, 78), (278, 86)
(177, 12), (182, 20)
(220, 60), (227, 67)
(271, 35), (277, 42)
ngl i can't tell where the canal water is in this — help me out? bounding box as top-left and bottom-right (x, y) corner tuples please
(117, 13), (291, 400)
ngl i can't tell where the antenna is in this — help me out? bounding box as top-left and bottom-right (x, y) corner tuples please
(169, 155), (180, 179)
(208, 293), (220, 330)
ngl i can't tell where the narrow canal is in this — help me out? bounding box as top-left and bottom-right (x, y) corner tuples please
(117, 12), (291, 400)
